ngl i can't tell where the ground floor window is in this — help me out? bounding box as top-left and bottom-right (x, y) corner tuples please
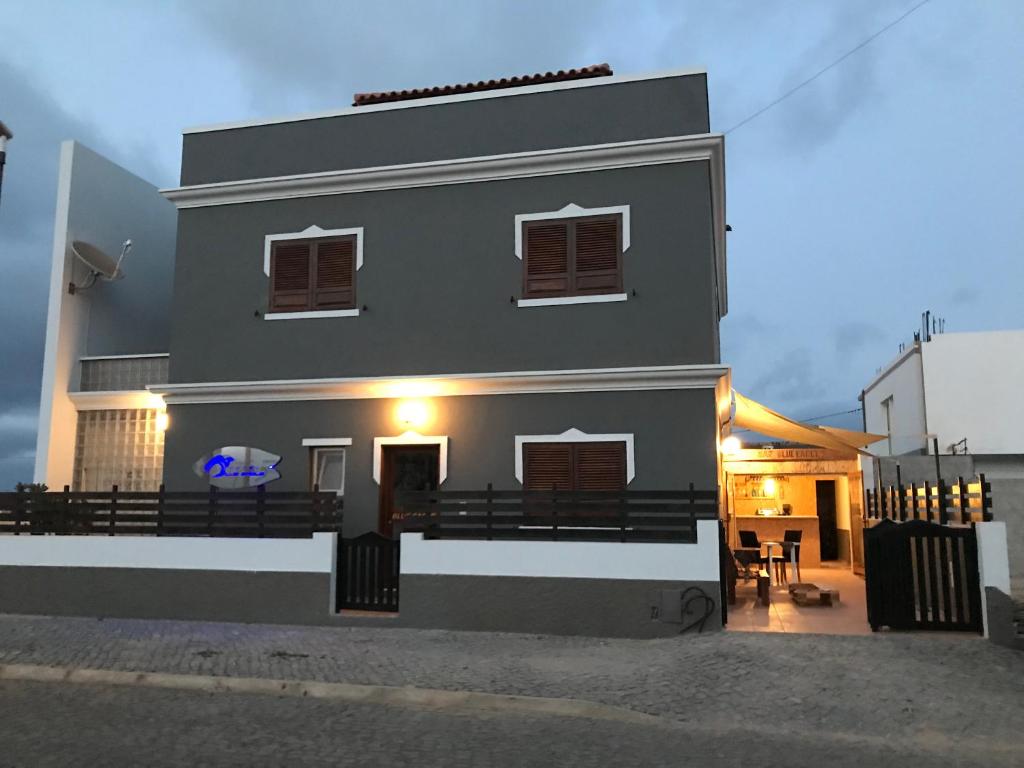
(522, 441), (626, 491)
(72, 408), (164, 491)
(311, 447), (346, 495)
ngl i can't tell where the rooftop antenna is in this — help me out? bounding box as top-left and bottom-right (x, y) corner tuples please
(68, 239), (130, 294)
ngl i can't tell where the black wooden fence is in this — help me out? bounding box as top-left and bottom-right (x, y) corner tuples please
(396, 485), (719, 543)
(336, 532), (400, 612)
(864, 519), (982, 633)
(864, 475), (992, 525)
(0, 485), (343, 538)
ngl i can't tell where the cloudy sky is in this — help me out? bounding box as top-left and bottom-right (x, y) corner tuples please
(0, 0), (1022, 488)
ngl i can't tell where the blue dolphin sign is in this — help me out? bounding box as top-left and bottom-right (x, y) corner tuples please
(193, 446), (281, 489)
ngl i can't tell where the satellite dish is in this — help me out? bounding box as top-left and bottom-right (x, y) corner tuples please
(68, 239), (130, 294)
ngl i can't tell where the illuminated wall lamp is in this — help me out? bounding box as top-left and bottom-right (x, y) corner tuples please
(720, 435), (742, 456)
(156, 411), (170, 432)
(395, 399), (429, 431)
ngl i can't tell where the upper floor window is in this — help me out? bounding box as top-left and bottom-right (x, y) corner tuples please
(269, 235), (356, 314)
(522, 214), (623, 300)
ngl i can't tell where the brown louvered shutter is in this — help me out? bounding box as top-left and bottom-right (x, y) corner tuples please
(573, 442), (627, 491)
(270, 242), (312, 311)
(523, 222), (569, 297)
(313, 237), (355, 309)
(573, 216), (621, 294)
(523, 443), (574, 491)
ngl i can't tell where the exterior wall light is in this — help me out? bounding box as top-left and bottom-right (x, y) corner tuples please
(395, 399), (430, 430)
(720, 435), (741, 455)
(156, 411), (170, 432)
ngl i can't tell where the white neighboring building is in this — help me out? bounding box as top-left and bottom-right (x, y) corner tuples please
(861, 329), (1024, 479)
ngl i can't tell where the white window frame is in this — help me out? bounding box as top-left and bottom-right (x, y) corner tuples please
(514, 203), (631, 308)
(514, 427), (635, 485)
(303, 437), (352, 495)
(264, 225), (364, 321)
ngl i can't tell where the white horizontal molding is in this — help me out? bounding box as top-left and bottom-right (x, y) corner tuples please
(263, 225), (364, 275)
(301, 437), (353, 447)
(70, 390), (166, 411)
(514, 203), (631, 260)
(161, 135), (724, 210)
(264, 309), (360, 321)
(517, 293), (627, 308)
(514, 427), (635, 484)
(184, 68), (709, 134)
(150, 364), (731, 405)
(372, 432), (449, 485)
(79, 352), (170, 361)
(400, 520), (720, 581)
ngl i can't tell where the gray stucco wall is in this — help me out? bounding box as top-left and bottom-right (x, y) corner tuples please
(168, 162), (718, 384)
(162, 388), (719, 536)
(180, 74), (710, 185)
(988, 479), (1024, 596)
(66, 143), (177, 357)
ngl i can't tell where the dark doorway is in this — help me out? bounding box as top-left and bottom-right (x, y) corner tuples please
(379, 444), (440, 538)
(816, 479), (839, 561)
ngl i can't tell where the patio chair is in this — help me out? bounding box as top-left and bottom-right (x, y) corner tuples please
(736, 530), (767, 581)
(779, 529), (803, 582)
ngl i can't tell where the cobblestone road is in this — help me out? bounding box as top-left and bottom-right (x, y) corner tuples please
(0, 615), (1021, 765)
(0, 679), (1011, 768)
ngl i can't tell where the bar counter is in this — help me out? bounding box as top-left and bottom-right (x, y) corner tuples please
(734, 515), (821, 568)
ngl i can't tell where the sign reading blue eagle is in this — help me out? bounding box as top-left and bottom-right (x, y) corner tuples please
(193, 446), (281, 489)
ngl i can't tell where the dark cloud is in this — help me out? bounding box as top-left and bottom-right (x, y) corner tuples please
(749, 346), (826, 406)
(181, 0), (615, 113)
(0, 57), (161, 488)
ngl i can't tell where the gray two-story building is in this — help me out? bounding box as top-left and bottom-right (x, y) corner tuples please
(156, 64), (729, 536)
(30, 65), (731, 635)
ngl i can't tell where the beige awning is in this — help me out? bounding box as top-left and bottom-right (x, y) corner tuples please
(732, 392), (886, 456)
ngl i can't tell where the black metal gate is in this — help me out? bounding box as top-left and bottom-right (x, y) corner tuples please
(864, 519), (982, 633)
(336, 532), (400, 612)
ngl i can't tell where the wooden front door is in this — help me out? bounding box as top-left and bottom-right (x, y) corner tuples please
(379, 444), (440, 538)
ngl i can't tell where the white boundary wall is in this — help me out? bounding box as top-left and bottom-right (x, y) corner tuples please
(401, 519), (720, 581)
(0, 533), (336, 573)
(975, 521), (1011, 638)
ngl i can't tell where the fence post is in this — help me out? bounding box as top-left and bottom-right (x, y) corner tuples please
(980, 473), (991, 522)
(256, 484), (265, 538)
(208, 485), (216, 536)
(937, 477), (948, 525)
(157, 483), (166, 536)
(485, 482), (493, 542)
(13, 486), (24, 535)
(62, 485), (71, 535)
(910, 482), (918, 521)
(895, 464), (905, 521)
(956, 476), (968, 524)
(923, 480), (933, 523)
(109, 484), (118, 536)
(551, 483), (558, 542)
(311, 483), (321, 536)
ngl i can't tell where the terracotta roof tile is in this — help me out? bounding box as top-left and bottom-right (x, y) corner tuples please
(353, 64), (613, 107)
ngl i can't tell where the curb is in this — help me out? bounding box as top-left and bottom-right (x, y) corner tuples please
(0, 663), (662, 726)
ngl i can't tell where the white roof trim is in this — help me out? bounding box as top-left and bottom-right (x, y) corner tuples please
(69, 390), (166, 411)
(161, 134), (722, 208)
(263, 225), (364, 275)
(301, 437), (353, 447)
(149, 364), (730, 406)
(79, 353), (169, 361)
(514, 427), (635, 484)
(514, 203), (630, 260)
(372, 432), (449, 485)
(183, 68), (707, 135)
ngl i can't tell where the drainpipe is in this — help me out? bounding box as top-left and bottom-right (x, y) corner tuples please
(0, 121), (11, 210)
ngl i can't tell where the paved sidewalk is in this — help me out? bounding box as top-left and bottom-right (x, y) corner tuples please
(0, 615), (1021, 762)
